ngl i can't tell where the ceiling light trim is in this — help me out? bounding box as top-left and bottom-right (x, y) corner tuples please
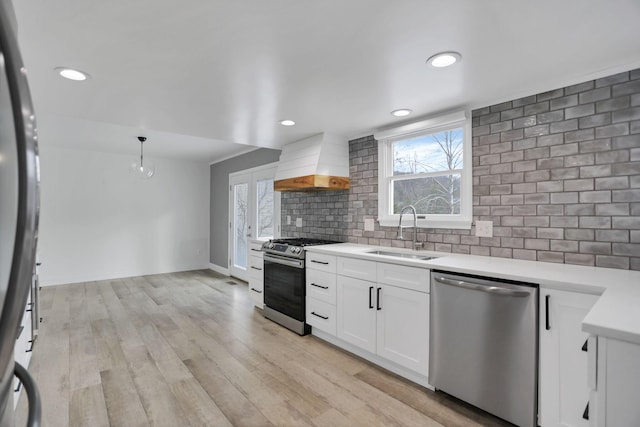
(427, 52), (462, 68)
(54, 67), (90, 81)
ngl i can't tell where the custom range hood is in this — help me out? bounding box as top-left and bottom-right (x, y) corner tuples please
(274, 133), (350, 191)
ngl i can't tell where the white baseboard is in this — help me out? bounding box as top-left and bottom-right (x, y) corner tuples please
(209, 263), (230, 276)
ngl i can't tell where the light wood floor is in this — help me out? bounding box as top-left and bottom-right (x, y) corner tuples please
(16, 270), (512, 427)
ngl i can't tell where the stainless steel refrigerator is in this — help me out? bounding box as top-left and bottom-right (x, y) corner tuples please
(0, 0), (42, 425)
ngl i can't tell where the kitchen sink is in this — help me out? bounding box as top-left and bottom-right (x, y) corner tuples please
(366, 250), (438, 261)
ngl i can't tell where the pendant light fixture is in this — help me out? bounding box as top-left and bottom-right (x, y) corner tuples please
(130, 136), (155, 179)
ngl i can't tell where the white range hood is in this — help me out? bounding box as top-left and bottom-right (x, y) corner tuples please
(274, 133), (350, 192)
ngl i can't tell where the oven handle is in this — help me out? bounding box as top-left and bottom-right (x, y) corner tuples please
(263, 253), (304, 269)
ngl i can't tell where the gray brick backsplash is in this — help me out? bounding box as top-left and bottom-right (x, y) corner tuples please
(596, 72), (629, 88)
(596, 203), (630, 216)
(524, 101), (550, 116)
(565, 253), (595, 266)
(550, 95), (578, 110)
(566, 104), (595, 119)
(551, 240), (578, 252)
(612, 135), (640, 149)
(596, 229), (629, 242)
(538, 252), (564, 263)
(597, 96), (630, 113)
(596, 256), (630, 269)
(580, 191), (612, 203)
(579, 139), (612, 153)
(595, 123), (629, 138)
(283, 69), (640, 270)
(580, 241), (612, 255)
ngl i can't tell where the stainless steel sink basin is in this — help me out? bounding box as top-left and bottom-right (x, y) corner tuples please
(366, 250), (437, 261)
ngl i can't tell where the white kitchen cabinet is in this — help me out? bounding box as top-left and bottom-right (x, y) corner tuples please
(248, 241), (264, 308)
(539, 288), (599, 427)
(376, 284), (429, 373)
(306, 254), (338, 335)
(336, 275), (377, 353)
(336, 261), (430, 375)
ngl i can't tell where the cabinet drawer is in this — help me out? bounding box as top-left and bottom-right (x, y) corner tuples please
(306, 253), (337, 273)
(306, 269), (337, 305)
(337, 257), (377, 282)
(249, 254), (264, 270)
(306, 298), (337, 335)
(377, 263), (429, 293)
(249, 241), (265, 256)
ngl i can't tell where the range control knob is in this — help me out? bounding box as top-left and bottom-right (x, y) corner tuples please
(290, 247), (296, 253)
(295, 247), (301, 253)
(268, 243), (275, 249)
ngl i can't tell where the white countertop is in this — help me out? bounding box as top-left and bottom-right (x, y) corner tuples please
(305, 243), (640, 345)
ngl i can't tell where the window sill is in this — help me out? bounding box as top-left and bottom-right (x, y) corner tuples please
(378, 216), (472, 230)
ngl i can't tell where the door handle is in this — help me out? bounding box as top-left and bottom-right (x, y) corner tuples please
(311, 311), (329, 320)
(545, 295), (551, 330)
(582, 402), (589, 420)
(369, 286), (374, 309)
(433, 275), (531, 297)
(376, 287), (382, 310)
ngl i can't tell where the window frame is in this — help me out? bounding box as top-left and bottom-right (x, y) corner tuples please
(375, 111), (472, 229)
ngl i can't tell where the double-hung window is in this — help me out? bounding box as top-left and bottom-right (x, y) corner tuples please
(376, 111), (472, 229)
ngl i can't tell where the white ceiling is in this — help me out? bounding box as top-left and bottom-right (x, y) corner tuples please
(12, 0), (640, 162)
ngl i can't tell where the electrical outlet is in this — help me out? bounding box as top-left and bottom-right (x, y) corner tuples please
(287, 215), (291, 225)
(475, 220), (493, 237)
(364, 218), (375, 231)
(296, 217), (302, 227)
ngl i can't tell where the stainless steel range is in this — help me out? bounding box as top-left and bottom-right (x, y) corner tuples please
(261, 238), (339, 335)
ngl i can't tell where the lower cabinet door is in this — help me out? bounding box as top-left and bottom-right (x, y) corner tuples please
(539, 288), (599, 427)
(376, 285), (429, 374)
(306, 298), (336, 335)
(337, 275), (376, 353)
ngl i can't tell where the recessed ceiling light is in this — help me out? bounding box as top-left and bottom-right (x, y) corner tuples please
(280, 119), (295, 126)
(55, 67), (90, 81)
(391, 109), (412, 117)
(427, 52), (462, 68)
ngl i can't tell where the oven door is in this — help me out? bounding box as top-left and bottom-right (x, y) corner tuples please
(263, 254), (305, 322)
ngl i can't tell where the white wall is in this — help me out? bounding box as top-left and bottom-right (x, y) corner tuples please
(38, 146), (210, 286)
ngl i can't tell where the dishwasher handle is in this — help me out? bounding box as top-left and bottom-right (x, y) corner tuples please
(433, 275), (531, 297)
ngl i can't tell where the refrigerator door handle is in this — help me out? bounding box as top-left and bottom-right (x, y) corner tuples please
(14, 361), (41, 427)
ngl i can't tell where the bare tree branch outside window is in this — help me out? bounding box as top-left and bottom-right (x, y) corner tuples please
(392, 129), (463, 215)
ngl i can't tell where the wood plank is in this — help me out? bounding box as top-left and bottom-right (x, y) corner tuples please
(100, 368), (149, 427)
(69, 384), (110, 427)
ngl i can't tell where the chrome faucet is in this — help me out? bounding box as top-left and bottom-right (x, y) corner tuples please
(397, 205), (423, 249)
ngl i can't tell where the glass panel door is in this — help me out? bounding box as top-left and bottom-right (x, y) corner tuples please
(228, 164), (280, 281)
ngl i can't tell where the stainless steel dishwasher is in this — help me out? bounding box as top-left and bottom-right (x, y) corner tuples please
(430, 271), (538, 427)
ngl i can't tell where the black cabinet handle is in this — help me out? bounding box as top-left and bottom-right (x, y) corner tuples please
(369, 286), (374, 309)
(311, 311), (329, 320)
(583, 402), (589, 420)
(26, 340), (34, 353)
(14, 381), (21, 393)
(250, 249), (262, 252)
(582, 339), (588, 352)
(545, 295), (550, 330)
(250, 288), (262, 293)
(376, 287), (382, 310)
(310, 283), (329, 289)
(250, 266), (262, 271)
(310, 260), (329, 265)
